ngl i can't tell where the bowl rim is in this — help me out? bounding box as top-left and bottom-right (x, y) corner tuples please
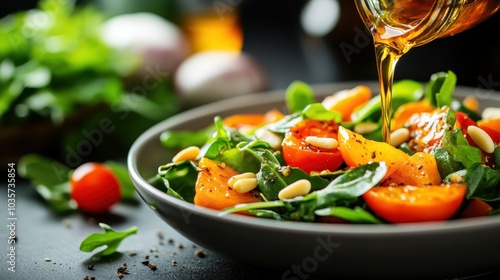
(128, 82), (500, 236)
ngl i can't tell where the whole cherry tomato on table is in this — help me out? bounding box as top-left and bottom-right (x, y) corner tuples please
(70, 162), (121, 214)
(282, 119), (344, 174)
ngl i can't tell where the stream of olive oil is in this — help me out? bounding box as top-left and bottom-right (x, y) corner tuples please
(360, 0), (500, 143)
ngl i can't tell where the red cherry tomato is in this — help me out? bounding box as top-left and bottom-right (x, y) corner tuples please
(363, 184), (466, 223)
(455, 111), (477, 146)
(282, 119), (344, 174)
(70, 163), (121, 214)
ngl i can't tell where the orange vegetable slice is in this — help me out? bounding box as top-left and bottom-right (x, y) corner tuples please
(194, 158), (260, 210)
(321, 85), (372, 122)
(382, 152), (442, 186)
(363, 184), (466, 223)
(391, 100), (434, 130)
(338, 126), (410, 180)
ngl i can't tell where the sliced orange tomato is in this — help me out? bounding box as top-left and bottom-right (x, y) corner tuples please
(363, 184), (466, 223)
(223, 109), (284, 130)
(321, 85), (372, 122)
(391, 100), (434, 130)
(459, 198), (493, 219)
(282, 119), (344, 174)
(462, 96), (480, 113)
(382, 152), (441, 186)
(194, 157), (260, 210)
(337, 126), (409, 180)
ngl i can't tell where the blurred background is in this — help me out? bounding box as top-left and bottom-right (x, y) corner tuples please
(3, 0), (500, 87)
(1, 0), (499, 162)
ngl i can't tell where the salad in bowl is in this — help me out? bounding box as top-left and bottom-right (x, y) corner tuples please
(148, 71), (500, 225)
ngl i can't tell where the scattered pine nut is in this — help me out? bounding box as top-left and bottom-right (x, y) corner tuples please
(353, 122), (379, 135)
(305, 136), (338, 149)
(233, 178), (258, 193)
(468, 126), (495, 154)
(481, 107), (500, 121)
(255, 129), (283, 149)
(390, 128), (410, 147)
(228, 172), (257, 188)
(172, 146), (200, 163)
(278, 179), (311, 200)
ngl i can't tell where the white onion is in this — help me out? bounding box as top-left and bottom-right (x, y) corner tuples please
(174, 51), (267, 105)
(101, 13), (190, 77)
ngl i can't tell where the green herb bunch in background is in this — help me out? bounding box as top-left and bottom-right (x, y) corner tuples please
(0, 0), (178, 163)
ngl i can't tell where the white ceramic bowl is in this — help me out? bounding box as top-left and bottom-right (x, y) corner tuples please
(128, 83), (500, 279)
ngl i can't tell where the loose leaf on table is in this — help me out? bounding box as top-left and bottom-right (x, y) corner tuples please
(18, 154), (75, 213)
(80, 223), (138, 258)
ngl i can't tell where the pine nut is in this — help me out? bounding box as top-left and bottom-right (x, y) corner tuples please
(172, 146), (200, 163)
(278, 179), (311, 200)
(228, 172), (257, 188)
(255, 129), (282, 149)
(305, 136), (338, 149)
(481, 107), (500, 121)
(390, 127), (410, 147)
(354, 122), (379, 135)
(233, 178), (258, 193)
(468, 126), (495, 154)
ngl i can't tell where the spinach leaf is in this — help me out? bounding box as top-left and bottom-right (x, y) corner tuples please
(160, 127), (213, 149)
(158, 161), (198, 203)
(464, 163), (500, 201)
(425, 71), (456, 107)
(79, 223), (138, 258)
(315, 206), (382, 224)
(442, 129), (482, 169)
(243, 146), (330, 201)
(302, 103), (342, 122)
(432, 146), (463, 179)
(286, 81), (315, 113)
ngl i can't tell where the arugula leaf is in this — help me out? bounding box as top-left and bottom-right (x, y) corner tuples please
(18, 154), (75, 213)
(79, 223), (138, 258)
(285, 81), (315, 113)
(315, 206), (382, 224)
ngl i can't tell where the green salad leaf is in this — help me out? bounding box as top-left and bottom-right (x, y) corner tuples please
(79, 223), (138, 258)
(286, 81), (315, 113)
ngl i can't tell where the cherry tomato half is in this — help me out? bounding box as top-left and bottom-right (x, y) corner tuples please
(363, 184), (466, 223)
(70, 162), (121, 214)
(282, 119), (344, 174)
